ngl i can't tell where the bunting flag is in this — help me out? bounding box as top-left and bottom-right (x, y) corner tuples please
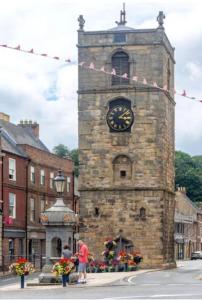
(0, 43), (72, 63)
(89, 62), (95, 69)
(122, 73), (128, 78)
(181, 90), (186, 97)
(132, 76), (138, 81)
(0, 42), (201, 103)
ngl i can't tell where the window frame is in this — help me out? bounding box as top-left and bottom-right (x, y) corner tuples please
(40, 169), (45, 185)
(30, 198), (35, 222)
(30, 166), (35, 184)
(9, 193), (16, 218)
(9, 158), (16, 181)
(67, 176), (71, 193)
(111, 51), (130, 86)
(50, 172), (54, 189)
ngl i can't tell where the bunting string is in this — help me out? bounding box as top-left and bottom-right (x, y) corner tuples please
(0, 43), (73, 63)
(0, 43), (201, 103)
(79, 61), (202, 103)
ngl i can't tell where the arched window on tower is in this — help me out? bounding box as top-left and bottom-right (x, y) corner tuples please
(167, 59), (171, 91)
(140, 207), (146, 220)
(111, 51), (129, 85)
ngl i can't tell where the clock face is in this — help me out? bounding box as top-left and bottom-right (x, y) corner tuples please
(106, 105), (134, 132)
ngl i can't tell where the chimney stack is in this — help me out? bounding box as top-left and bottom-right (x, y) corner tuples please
(18, 120), (39, 139)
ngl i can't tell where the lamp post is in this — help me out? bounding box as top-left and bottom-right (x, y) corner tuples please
(54, 170), (65, 196)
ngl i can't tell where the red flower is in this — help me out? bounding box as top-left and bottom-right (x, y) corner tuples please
(16, 258), (28, 264)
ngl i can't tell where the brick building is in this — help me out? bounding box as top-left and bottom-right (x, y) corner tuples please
(174, 187), (202, 260)
(0, 113), (74, 270)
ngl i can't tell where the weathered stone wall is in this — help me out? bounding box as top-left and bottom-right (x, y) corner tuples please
(78, 26), (175, 268)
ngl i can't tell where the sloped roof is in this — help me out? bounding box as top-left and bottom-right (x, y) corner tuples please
(0, 119), (49, 153)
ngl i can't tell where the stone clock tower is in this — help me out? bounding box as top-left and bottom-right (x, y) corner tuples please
(77, 9), (175, 268)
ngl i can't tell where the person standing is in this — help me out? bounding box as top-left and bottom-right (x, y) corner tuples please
(62, 244), (72, 258)
(77, 240), (89, 284)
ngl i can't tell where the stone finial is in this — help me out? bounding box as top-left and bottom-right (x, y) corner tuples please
(78, 15), (85, 31)
(157, 11), (165, 29)
(115, 3), (127, 26)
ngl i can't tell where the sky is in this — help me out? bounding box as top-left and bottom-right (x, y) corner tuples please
(0, 0), (202, 155)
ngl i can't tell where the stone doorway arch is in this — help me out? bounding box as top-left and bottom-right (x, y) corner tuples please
(51, 237), (62, 257)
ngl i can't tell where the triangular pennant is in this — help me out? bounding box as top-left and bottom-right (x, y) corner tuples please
(181, 90), (186, 96)
(163, 85), (168, 91)
(100, 66), (105, 72)
(78, 61), (85, 66)
(122, 73), (128, 78)
(111, 68), (116, 75)
(29, 49), (34, 53)
(143, 78), (147, 85)
(153, 82), (158, 88)
(89, 62), (95, 69)
(14, 45), (20, 50)
(132, 76), (138, 81)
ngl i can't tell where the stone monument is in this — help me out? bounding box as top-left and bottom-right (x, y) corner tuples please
(39, 170), (77, 283)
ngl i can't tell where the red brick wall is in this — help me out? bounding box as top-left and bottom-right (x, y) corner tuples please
(3, 153), (27, 229)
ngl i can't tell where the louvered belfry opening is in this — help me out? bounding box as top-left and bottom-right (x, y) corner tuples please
(111, 51), (129, 85)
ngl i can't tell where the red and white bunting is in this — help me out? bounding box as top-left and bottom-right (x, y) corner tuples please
(0, 42), (201, 103)
(122, 73), (128, 78)
(89, 62), (95, 69)
(132, 76), (138, 81)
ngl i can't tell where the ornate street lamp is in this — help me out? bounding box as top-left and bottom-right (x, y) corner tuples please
(54, 170), (65, 196)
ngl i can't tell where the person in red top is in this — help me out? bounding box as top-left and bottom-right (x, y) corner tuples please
(77, 240), (89, 284)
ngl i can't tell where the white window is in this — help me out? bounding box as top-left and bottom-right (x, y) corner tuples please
(50, 172), (54, 188)
(30, 166), (35, 183)
(67, 177), (71, 193)
(9, 158), (16, 181)
(40, 170), (45, 185)
(9, 193), (16, 218)
(40, 198), (45, 212)
(30, 198), (35, 222)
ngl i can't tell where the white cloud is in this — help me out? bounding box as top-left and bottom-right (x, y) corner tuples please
(0, 0), (202, 155)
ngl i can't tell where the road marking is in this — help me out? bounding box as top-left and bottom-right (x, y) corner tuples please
(127, 275), (137, 284)
(140, 283), (161, 286)
(150, 294), (202, 298)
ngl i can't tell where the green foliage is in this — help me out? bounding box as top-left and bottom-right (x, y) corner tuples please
(53, 145), (79, 177)
(175, 151), (202, 202)
(52, 144), (70, 158)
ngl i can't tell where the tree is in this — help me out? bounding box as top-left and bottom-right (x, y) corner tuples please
(175, 150), (202, 202)
(52, 144), (70, 158)
(53, 145), (79, 177)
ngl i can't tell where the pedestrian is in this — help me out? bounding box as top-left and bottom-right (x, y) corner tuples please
(62, 244), (72, 259)
(77, 240), (89, 284)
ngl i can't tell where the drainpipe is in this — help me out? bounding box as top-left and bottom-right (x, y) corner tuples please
(25, 159), (31, 259)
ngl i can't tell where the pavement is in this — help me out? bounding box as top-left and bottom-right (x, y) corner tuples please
(0, 269), (153, 291)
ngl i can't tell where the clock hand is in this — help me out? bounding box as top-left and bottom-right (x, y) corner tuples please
(118, 110), (130, 119)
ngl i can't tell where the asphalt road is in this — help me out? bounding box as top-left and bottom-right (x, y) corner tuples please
(1, 261), (202, 299)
